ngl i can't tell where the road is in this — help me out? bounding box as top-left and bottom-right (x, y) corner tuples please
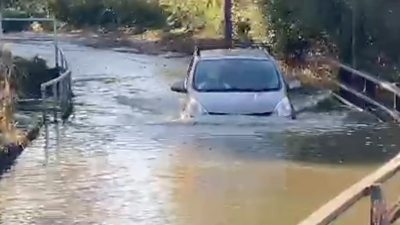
(1, 39), (400, 225)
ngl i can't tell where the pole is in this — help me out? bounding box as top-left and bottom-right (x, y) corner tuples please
(224, 0), (233, 47)
(352, 0), (357, 69)
(53, 17), (59, 68)
(0, 1), (3, 40)
(0, 12), (3, 39)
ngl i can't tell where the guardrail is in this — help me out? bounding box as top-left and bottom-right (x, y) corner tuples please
(308, 57), (400, 122)
(0, 16), (73, 122)
(298, 154), (400, 225)
(40, 46), (72, 122)
(298, 57), (400, 225)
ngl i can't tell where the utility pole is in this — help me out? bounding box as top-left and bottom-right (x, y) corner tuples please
(224, 0), (233, 47)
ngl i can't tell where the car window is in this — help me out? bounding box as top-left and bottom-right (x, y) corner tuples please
(193, 58), (281, 92)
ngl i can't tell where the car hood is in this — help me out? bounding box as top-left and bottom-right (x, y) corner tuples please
(192, 91), (285, 115)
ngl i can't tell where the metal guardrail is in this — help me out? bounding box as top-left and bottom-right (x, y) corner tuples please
(40, 47), (72, 122)
(308, 57), (400, 122)
(298, 57), (400, 225)
(0, 15), (73, 122)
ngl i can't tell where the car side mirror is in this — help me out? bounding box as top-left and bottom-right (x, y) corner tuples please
(171, 80), (187, 93)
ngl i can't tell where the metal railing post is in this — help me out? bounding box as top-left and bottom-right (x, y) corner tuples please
(394, 83), (400, 112)
(41, 86), (47, 123)
(60, 78), (64, 113)
(52, 84), (58, 122)
(68, 71), (72, 98)
(53, 17), (59, 68)
(370, 185), (390, 225)
(0, 12), (3, 39)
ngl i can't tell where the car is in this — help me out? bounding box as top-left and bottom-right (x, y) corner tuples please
(170, 46), (296, 119)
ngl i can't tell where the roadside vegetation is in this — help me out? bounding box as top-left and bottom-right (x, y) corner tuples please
(13, 56), (59, 98)
(266, 0), (400, 83)
(3, 0), (400, 81)
(0, 46), (25, 147)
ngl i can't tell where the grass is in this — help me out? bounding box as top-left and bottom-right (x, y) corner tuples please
(0, 45), (27, 147)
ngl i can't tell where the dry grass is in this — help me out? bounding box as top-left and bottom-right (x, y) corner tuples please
(279, 59), (337, 90)
(0, 44), (25, 148)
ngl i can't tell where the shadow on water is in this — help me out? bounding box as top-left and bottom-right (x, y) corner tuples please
(152, 112), (397, 166)
(283, 123), (400, 165)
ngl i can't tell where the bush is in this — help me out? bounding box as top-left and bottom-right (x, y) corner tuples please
(48, 0), (105, 27)
(2, 9), (30, 33)
(48, 0), (167, 29)
(107, 0), (166, 28)
(265, 0), (400, 80)
(12, 56), (59, 98)
(162, 0), (223, 34)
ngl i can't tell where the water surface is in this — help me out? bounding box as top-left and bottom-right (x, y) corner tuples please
(1, 37), (400, 225)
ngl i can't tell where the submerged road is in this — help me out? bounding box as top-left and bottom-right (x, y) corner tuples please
(1, 39), (400, 225)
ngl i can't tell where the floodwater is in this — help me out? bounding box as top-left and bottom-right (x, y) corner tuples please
(1, 36), (400, 225)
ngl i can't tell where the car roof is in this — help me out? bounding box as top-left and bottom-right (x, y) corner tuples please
(197, 48), (272, 60)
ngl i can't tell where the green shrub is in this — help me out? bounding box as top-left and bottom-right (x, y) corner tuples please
(265, 0), (400, 79)
(2, 9), (30, 33)
(106, 0), (166, 28)
(48, 0), (105, 27)
(13, 56), (58, 98)
(161, 0), (223, 34)
(48, 0), (166, 28)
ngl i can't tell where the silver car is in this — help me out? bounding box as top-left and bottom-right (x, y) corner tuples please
(171, 47), (296, 119)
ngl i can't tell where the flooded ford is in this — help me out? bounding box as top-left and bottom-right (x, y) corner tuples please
(0, 38), (399, 225)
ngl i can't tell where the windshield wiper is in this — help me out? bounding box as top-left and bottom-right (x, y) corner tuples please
(224, 88), (279, 92)
(195, 87), (280, 92)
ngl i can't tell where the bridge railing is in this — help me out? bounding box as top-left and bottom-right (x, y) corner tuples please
(40, 46), (72, 121)
(298, 57), (400, 225)
(0, 15), (73, 122)
(308, 57), (400, 122)
(298, 154), (400, 225)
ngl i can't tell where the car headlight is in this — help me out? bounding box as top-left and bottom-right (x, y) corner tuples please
(274, 97), (293, 117)
(181, 99), (208, 119)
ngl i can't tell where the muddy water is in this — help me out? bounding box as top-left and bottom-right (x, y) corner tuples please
(1, 39), (400, 225)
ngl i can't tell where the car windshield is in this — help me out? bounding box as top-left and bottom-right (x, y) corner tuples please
(193, 58), (281, 92)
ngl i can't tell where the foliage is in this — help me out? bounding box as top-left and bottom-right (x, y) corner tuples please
(106, 0), (166, 28)
(161, 0), (267, 39)
(2, 0), (48, 13)
(161, 0), (223, 35)
(9, 0), (400, 81)
(1, 9), (31, 32)
(47, 0), (166, 28)
(48, 0), (104, 26)
(0, 46), (23, 146)
(265, 0), (400, 81)
(233, 0), (269, 41)
(5, 0), (266, 38)
(13, 56), (58, 98)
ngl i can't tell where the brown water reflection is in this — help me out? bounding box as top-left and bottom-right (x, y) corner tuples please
(164, 142), (371, 225)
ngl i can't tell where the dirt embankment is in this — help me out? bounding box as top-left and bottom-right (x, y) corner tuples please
(53, 28), (231, 55)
